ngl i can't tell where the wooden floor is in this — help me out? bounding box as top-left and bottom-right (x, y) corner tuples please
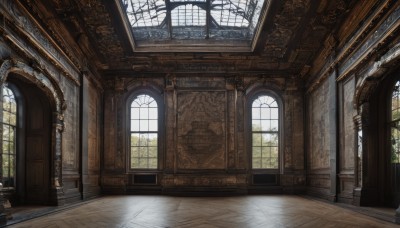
(8, 195), (398, 228)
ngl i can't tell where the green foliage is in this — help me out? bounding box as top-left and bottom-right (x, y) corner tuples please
(252, 132), (278, 169)
(130, 134), (158, 169)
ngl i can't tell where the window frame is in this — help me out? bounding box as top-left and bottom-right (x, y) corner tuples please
(390, 80), (400, 164)
(2, 84), (17, 189)
(246, 89), (283, 175)
(126, 88), (164, 172)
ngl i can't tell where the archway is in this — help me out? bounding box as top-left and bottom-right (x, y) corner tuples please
(354, 68), (400, 213)
(5, 75), (52, 205)
(353, 45), (400, 221)
(0, 59), (66, 206)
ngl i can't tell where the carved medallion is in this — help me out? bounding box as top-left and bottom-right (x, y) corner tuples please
(177, 91), (226, 169)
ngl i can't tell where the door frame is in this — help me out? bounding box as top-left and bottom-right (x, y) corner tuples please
(0, 59), (66, 206)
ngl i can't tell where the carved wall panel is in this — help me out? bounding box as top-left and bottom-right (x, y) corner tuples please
(103, 91), (119, 171)
(292, 90), (305, 170)
(309, 79), (330, 169)
(280, 87), (305, 172)
(164, 90), (175, 171)
(226, 90), (236, 169)
(284, 92), (294, 170)
(177, 91), (226, 169)
(61, 80), (79, 170)
(176, 77), (226, 89)
(88, 81), (100, 173)
(342, 77), (356, 170)
(0, 0), (80, 84)
(164, 174), (247, 187)
(236, 91), (246, 169)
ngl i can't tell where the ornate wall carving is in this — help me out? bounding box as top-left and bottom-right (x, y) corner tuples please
(61, 79), (79, 170)
(177, 91), (226, 169)
(103, 90), (119, 171)
(309, 79), (330, 169)
(88, 81), (100, 173)
(342, 77), (356, 170)
(0, 0), (81, 83)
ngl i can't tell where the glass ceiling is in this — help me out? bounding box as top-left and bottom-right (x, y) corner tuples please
(121, 0), (266, 43)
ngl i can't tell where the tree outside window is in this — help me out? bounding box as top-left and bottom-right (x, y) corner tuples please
(251, 95), (279, 169)
(2, 85), (17, 188)
(130, 94), (158, 169)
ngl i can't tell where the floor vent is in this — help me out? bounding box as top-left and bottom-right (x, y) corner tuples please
(253, 174), (278, 185)
(132, 174), (157, 185)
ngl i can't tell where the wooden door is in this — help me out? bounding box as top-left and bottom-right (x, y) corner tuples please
(24, 87), (51, 204)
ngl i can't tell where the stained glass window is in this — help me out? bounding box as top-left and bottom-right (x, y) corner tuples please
(2, 85), (17, 188)
(130, 94), (158, 169)
(251, 95), (279, 169)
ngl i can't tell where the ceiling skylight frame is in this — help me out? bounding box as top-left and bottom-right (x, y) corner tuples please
(117, 0), (272, 52)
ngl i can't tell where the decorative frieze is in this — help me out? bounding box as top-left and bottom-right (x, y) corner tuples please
(338, 5), (400, 80)
(0, 0), (81, 85)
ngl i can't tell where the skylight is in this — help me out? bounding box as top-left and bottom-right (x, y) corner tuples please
(120, 0), (269, 51)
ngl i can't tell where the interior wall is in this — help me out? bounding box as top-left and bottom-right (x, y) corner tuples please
(0, 0), (103, 206)
(306, 72), (337, 201)
(305, 1), (400, 204)
(1, 0), (399, 214)
(337, 75), (356, 203)
(61, 78), (81, 202)
(81, 76), (102, 199)
(102, 76), (305, 194)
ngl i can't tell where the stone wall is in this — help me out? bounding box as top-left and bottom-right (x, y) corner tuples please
(305, 0), (400, 203)
(0, 0), (103, 206)
(102, 76), (305, 194)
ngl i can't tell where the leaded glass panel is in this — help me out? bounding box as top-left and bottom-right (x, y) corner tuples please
(122, 0), (266, 42)
(130, 94), (158, 169)
(2, 85), (17, 188)
(251, 95), (279, 169)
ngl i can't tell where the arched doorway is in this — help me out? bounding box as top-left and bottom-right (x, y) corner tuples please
(0, 59), (66, 209)
(2, 74), (52, 205)
(359, 70), (400, 208)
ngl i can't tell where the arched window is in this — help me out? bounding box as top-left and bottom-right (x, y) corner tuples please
(390, 80), (400, 194)
(251, 95), (279, 169)
(129, 94), (158, 169)
(391, 80), (400, 164)
(2, 85), (17, 188)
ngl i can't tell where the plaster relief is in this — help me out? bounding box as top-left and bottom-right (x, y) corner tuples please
(343, 77), (355, 169)
(62, 80), (79, 170)
(88, 83), (100, 172)
(310, 79), (330, 169)
(177, 91), (226, 169)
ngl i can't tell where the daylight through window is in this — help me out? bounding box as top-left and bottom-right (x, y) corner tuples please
(2, 85), (17, 188)
(391, 80), (400, 164)
(122, 0), (266, 42)
(130, 94), (158, 169)
(251, 95), (279, 169)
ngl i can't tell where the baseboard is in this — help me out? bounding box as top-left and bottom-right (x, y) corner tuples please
(162, 187), (247, 196)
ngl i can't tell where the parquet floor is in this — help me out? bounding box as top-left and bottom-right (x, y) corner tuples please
(8, 195), (398, 228)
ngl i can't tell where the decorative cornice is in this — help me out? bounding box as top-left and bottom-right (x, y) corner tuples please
(0, 0), (81, 85)
(353, 43), (400, 108)
(336, 4), (400, 81)
(0, 58), (67, 114)
(307, 1), (399, 94)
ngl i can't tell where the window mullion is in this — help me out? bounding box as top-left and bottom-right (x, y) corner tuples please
(130, 94), (158, 170)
